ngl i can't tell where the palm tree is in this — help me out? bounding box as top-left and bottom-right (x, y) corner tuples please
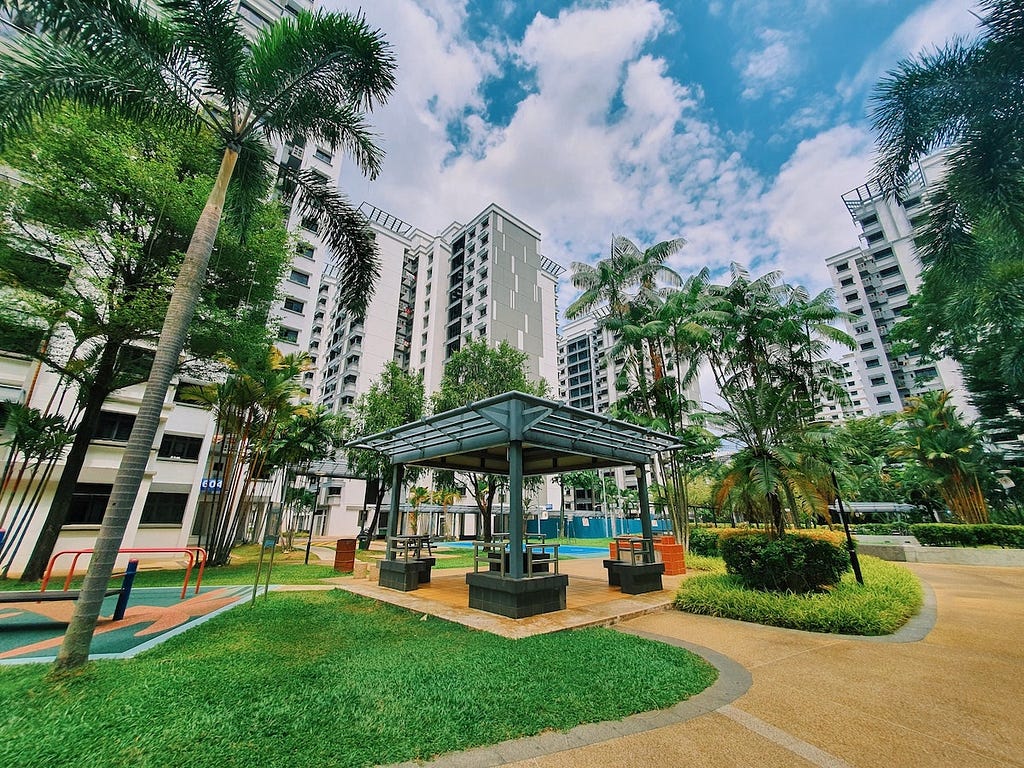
(893, 390), (990, 524)
(407, 486), (431, 536)
(183, 348), (311, 565)
(870, 1), (1024, 412)
(431, 487), (461, 539)
(698, 266), (850, 536)
(0, 0), (397, 670)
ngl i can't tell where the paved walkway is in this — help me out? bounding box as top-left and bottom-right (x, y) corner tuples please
(396, 563), (1024, 768)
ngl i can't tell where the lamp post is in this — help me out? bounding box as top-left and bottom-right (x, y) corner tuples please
(823, 440), (863, 585)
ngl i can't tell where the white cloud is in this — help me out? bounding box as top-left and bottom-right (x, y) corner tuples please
(735, 28), (803, 101)
(322, 0), (877, 311)
(760, 124), (877, 291)
(838, 0), (978, 103)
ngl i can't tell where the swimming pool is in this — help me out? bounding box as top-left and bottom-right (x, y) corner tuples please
(435, 541), (607, 558)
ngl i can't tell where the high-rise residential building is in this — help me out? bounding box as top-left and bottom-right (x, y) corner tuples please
(312, 202), (563, 529)
(816, 352), (871, 423)
(825, 151), (975, 419)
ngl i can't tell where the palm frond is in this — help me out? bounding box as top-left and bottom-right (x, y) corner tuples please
(280, 167), (378, 315)
(161, 0), (246, 117)
(242, 9), (395, 145)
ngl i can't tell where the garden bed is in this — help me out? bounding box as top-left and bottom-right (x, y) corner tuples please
(674, 555), (922, 635)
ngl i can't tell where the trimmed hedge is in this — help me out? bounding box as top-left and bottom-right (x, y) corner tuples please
(910, 523), (1024, 548)
(719, 533), (850, 593)
(688, 526), (849, 557)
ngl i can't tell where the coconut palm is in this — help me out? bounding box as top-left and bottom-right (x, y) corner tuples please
(406, 486), (431, 536)
(0, 0), (396, 669)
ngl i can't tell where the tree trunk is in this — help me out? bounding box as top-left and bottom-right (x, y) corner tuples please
(20, 341), (122, 582)
(53, 148), (238, 673)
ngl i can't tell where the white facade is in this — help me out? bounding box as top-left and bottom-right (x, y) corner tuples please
(826, 151), (976, 419)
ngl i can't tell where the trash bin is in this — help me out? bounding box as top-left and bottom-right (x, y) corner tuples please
(334, 538), (357, 572)
(356, 531), (372, 550)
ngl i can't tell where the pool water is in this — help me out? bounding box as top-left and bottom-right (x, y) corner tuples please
(436, 541), (607, 558)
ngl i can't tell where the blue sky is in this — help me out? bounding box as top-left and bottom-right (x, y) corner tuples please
(324, 0), (980, 296)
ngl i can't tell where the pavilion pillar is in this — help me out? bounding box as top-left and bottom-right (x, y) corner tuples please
(508, 400), (524, 578)
(386, 463), (405, 558)
(636, 463), (655, 563)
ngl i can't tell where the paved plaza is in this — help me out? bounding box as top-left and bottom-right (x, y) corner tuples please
(383, 562), (1024, 768)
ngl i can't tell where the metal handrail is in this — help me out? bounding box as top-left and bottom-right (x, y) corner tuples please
(42, 547), (207, 599)
(472, 541), (559, 577)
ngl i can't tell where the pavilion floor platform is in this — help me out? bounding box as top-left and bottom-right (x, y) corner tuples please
(326, 557), (687, 639)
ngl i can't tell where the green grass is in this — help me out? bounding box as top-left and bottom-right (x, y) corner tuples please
(0, 591), (716, 768)
(674, 555), (923, 635)
(685, 554), (727, 574)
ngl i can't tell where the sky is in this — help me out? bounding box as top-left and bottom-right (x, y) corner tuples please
(323, 0), (981, 302)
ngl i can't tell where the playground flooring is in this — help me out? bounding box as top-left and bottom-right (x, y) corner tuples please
(0, 585), (250, 663)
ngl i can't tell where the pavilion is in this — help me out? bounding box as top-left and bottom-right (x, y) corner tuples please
(347, 391), (681, 618)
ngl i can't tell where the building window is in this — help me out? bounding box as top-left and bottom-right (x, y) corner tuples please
(865, 231), (885, 245)
(859, 214), (878, 227)
(158, 434), (203, 461)
(861, 341), (875, 350)
(835, 261), (849, 272)
(840, 277), (854, 288)
(288, 269), (310, 287)
(879, 264), (901, 278)
(95, 411), (135, 441)
(887, 284), (908, 296)
(278, 327), (299, 344)
(283, 297), (305, 314)
(877, 394), (893, 405)
(66, 483), (112, 525)
(313, 147), (333, 164)
(844, 292), (858, 303)
(300, 216), (319, 233)
(865, 358), (881, 369)
(870, 376), (887, 386)
(141, 492), (189, 525)
(296, 243), (315, 260)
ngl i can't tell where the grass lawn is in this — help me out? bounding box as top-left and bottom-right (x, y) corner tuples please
(0, 591), (716, 768)
(674, 555), (923, 635)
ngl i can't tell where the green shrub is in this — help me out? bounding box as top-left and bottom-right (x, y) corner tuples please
(910, 523), (1024, 548)
(719, 533), (850, 593)
(675, 556), (922, 635)
(688, 527), (722, 556)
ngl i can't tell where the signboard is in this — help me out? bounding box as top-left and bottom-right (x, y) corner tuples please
(263, 505), (283, 547)
(200, 477), (223, 493)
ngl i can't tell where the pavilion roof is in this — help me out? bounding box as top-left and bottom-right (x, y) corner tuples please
(347, 391), (680, 475)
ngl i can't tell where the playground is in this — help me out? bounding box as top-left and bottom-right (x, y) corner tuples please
(0, 584), (249, 662)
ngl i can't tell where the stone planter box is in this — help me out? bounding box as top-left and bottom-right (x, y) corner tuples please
(466, 572), (568, 618)
(378, 559), (425, 592)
